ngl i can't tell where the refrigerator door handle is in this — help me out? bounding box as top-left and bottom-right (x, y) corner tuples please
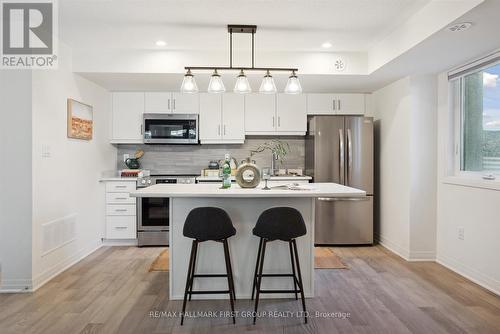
(339, 128), (345, 184)
(347, 128), (352, 186)
(318, 197), (370, 202)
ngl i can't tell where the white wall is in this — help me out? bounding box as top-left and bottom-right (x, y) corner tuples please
(0, 71), (33, 291)
(372, 77), (412, 257)
(31, 42), (117, 289)
(436, 73), (500, 294)
(372, 75), (437, 260)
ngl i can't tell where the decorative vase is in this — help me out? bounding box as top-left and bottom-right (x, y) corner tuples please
(125, 158), (140, 169)
(235, 157), (261, 188)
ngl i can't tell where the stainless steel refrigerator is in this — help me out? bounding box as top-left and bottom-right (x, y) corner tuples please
(305, 116), (374, 245)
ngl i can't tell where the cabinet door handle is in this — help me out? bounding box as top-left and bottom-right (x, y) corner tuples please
(278, 117), (281, 127)
(115, 209), (128, 212)
(223, 125), (226, 135)
(115, 197), (128, 200)
(168, 99), (171, 110)
(140, 124), (143, 135)
(173, 99), (176, 110)
(272, 116), (275, 127)
(115, 226), (128, 229)
(338, 99), (341, 111)
(218, 125), (221, 136)
(333, 99), (336, 111)
(115, 185), (127, 189)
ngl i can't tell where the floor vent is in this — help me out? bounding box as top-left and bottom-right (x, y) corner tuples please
(42, 214), (77, 256)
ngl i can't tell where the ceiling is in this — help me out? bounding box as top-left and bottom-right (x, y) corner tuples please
(64, 0), (500, 92)
(60, 0), (430, 52)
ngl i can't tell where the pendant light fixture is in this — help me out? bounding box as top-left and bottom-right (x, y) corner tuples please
(180, 69), (198, 93)
(184, 25), (301, 94)
(259, 70), (277, 94)
(234, 70), (251, 94)
(207, 69), (225, 93)
(284, 70), (302, 94)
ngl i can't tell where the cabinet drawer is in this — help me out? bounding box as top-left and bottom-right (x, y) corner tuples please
(105, 182), (136, 193)
(106, 204), (136, 216)
(106, 216), (136, 239)
(106, 192), (136, 204)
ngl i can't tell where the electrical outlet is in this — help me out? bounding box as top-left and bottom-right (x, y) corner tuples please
(41, 145), (51, 158)
(458, 227), (465, 241)
(123, 154), (130, 162)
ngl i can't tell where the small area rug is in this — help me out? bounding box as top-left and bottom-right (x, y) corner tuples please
(149, 249), (169, 272)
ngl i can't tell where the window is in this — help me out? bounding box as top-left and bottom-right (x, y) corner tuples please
(450, 55), (500, 176)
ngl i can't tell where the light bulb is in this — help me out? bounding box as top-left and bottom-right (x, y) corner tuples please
(208, 69), (225, 93)
(180, 69), (198, 93)
(284, 71), (302, 94)
(259, 70), (277, 94)
(234, 70), (251, 94)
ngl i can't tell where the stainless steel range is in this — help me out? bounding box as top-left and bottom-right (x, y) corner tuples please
(136, 175), (196, 246)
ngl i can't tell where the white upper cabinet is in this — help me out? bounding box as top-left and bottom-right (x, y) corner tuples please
(276, 94), (307, 134)
(307, 93), (365, 115)
(199, 93), (245, 144)
(222, 94), (245, 142)
(171, 92), (199, 114)
(199, 93), (222, 142)
(245, 94), (276, 133)
(144, 92), (199, 114)
(335, 94), (365, 115)
(307, 94), (337, 115)
(111, 92), (144, 143)
(144, 92), (170, 113)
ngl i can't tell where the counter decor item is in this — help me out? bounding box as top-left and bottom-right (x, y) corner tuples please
(125, 150), (144, 170)
(208, 160), (220, 169)
(221, 154), (232, 189)
(67, 98), (93, 140)
(235, 157), (261, 188)
(250, 139), (290, 173)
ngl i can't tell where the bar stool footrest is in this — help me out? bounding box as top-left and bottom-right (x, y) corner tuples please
(189, 290), (231, 294)
(192, 274), (228, 278)
(258, 289), (302, 294)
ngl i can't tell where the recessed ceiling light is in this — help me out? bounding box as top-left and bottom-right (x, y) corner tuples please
(155, 40), (167, 47)
(321, 42), (332, 49)
(447, 22), (473, 32)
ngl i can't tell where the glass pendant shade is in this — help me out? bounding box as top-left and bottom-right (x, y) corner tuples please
(234, 70), (252, 94)
(259, 71), (277, 94)
(284, 71), (302, 94)
(180, 70), (198, 93)
(207, 70), (225, 93)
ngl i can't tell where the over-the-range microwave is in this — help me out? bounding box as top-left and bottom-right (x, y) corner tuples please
(143, 113), (199, 144)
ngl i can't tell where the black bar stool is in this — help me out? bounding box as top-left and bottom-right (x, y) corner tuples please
(180, 207), (237, 325)
(251, 207), (307, 324)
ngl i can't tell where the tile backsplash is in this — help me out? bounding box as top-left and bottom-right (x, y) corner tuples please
(116, 137), (306, 175)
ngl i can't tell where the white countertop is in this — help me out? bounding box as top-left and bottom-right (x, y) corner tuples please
(130, 182), (365, 198)
(196, 175), (312, 182)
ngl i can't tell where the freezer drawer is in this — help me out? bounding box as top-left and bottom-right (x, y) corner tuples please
(315, 196), (373, 245)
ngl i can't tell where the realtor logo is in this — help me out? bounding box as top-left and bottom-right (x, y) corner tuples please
(1, 0), (58, 68)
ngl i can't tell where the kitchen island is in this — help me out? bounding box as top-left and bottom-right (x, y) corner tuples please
(131, 183), (365, 300)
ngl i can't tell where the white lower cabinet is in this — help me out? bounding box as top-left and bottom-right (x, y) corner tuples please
(199, 93), (245, 144)
(104, 180), (137, 240)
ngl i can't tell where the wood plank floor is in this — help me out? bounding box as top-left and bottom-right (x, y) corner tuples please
(0, 245), (499, 334)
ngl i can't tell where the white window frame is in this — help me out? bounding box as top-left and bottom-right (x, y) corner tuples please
(445, 50), (500, 191)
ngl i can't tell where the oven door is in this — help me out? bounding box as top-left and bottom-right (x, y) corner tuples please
(143, 113), (198, 144)
(137, 197), (169, 231)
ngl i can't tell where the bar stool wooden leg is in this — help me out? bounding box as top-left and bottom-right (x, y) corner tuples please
(222, 239), (236, 324)
(253, 239), (267, 325)
(223, 239), (236, 301)
(289, 241), (298, 300)
(292, 239), (307, 324)
(181, 240), (197, 326)
(188, 240), (198, 301)
(251, 238), (263, 301)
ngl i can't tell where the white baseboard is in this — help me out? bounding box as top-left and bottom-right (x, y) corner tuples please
(102, 239), (138, 246)
(0, 279), (32, 293)
(376, 234), (436, 261)
(375, 233), (410, 260)
(437, 253), (500, 296)
(31, 240), (103, 291)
